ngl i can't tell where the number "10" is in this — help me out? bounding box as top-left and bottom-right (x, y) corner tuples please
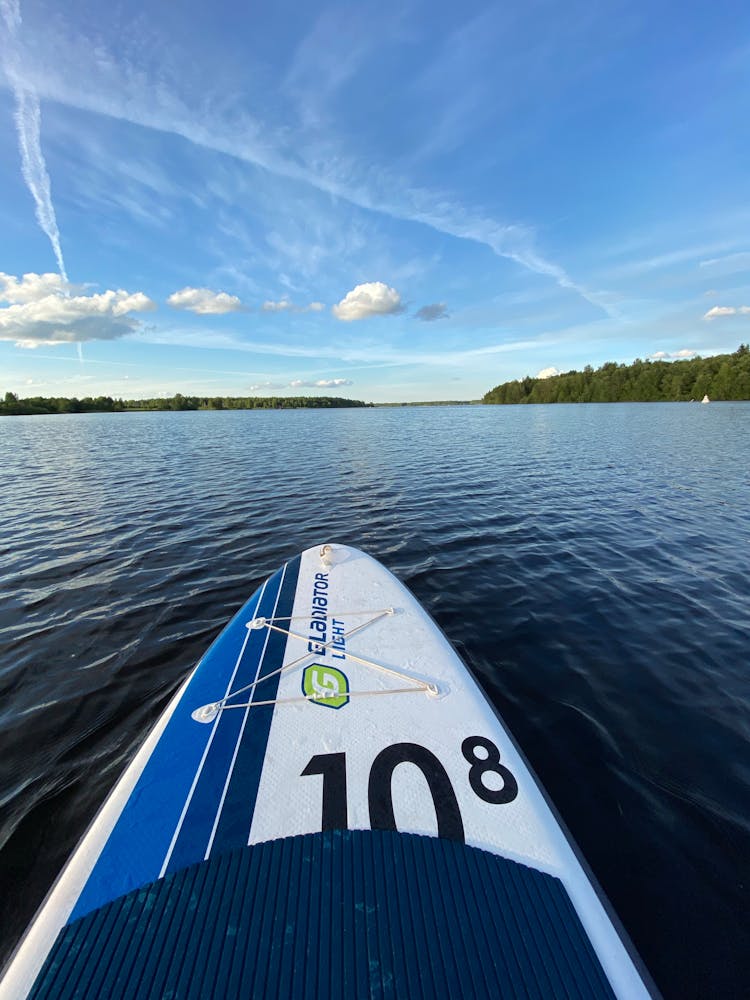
(301, 736), (518, 845)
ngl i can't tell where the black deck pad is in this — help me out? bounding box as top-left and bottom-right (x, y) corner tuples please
(31, 829), (615, 999)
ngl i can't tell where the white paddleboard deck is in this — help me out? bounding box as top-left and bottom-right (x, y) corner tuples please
(1, 544), (655, 999)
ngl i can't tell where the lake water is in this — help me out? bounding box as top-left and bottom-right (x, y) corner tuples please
(1, 403), (748, 997)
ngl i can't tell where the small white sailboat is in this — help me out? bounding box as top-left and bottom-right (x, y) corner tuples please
(701, 394), (710, 404)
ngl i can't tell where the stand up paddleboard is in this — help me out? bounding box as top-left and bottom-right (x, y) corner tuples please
(1, 544), (657, 998)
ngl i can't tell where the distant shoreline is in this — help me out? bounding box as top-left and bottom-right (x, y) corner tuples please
(0, 394), (486, 415)
(0, 394), (367, 416)
(4, 395), (750, 416)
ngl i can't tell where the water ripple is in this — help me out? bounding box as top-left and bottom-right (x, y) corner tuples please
(1, 404), (749, 997)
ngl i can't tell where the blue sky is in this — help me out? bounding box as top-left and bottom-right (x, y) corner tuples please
(1, 0), (748, 402)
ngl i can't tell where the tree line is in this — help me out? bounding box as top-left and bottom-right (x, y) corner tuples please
(0, 393), (368, 416)
(483, 345), (750, 404)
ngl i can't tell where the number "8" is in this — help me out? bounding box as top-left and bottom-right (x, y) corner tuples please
(461, 736), (518, 805)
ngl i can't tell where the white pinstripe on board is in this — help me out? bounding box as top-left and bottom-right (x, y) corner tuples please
(203, 563), (288, 859)
(157, 578), (271, 878)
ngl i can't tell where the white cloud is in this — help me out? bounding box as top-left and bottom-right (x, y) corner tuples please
(703, 305), (750, 319)
(537, 366), (560, 379)
(248, 377), (353, 392)
(0, 273), (156, 346)
(262, 298), (293, 312)
(289, 378), (353, 388)
(262, 299), (325, 313)
(249, 381), (286, 391)
(704, 306), (736, 319)
(649, 349), (697, 360)
(332, 282), (402, 321)
(1, 271), (71, 303)
(167, 287), (243, 314)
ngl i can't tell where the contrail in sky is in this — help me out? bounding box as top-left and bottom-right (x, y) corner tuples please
(1, 0), (68, 283)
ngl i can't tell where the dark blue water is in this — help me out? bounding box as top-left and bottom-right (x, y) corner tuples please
(1, 404), (748, 997)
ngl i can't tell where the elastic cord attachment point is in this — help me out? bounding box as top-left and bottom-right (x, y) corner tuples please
(192, 702), (220, 724)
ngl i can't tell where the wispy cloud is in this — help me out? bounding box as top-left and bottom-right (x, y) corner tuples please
(0, 1), (67, 280)
(11, 18), (598, 308)
(602, 241), (741, 280)
(699, 251), (750, 274)
(332, 282), (402, 321)
(167, 287), (244, 314)
(137, 321), (556, 369)
(55, 127), (185, 230)
(282, 6), (380, 127)
(0, 0), (21, 31)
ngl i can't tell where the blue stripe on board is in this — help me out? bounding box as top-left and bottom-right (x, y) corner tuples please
(163, 564), (293, 874)
(208, 555), (301, 856)
(69, 569), (286, 921)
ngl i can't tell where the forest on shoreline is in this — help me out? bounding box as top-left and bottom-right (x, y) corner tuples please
(484, 345), (750, 404)
(4, 346), (750, 414)
(0, 393), (367, 416)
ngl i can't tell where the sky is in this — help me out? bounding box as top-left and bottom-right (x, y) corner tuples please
(0, 0), (748, 403)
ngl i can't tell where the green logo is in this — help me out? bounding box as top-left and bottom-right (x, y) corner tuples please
(302, 664), (350, 710)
